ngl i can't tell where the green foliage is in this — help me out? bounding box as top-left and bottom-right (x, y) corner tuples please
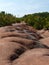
(22, 12), (49, 30)
(0, 11), (21, 27)
(0, 11), (49, 30)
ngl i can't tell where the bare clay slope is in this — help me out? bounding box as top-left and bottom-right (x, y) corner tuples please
(0, 23), (49, 65)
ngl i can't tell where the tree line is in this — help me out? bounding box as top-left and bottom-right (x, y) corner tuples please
(0, 11), (21, 26)
(22, 12), (49, 30)
(0, 11), (49, 30)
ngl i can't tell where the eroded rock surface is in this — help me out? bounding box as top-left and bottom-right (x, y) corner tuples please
(0, 23), (49, 65)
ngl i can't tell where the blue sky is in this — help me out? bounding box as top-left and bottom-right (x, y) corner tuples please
(0, 0), (49, 17)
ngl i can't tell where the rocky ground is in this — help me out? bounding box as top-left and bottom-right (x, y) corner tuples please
(0, 23), (49, 65)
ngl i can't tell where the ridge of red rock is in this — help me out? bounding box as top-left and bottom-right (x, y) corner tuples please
(0, 23), (49, 65)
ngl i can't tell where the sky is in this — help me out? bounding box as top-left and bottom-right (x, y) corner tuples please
(0, 0), (49, 17)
